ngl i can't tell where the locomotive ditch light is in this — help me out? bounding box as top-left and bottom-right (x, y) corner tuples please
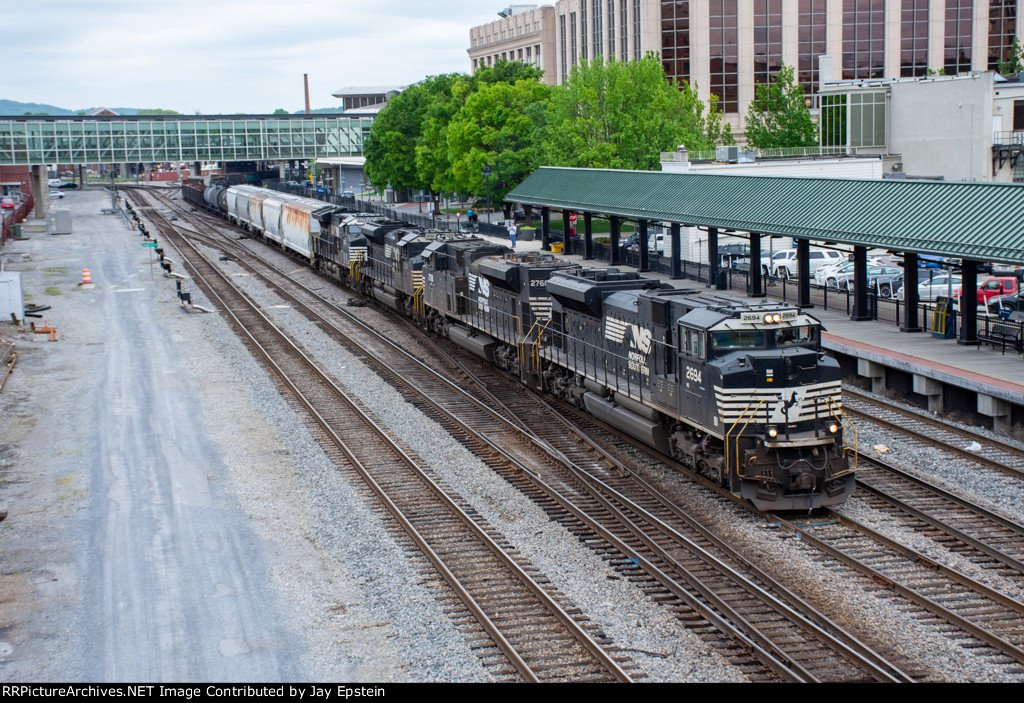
(767, 427), (779, 439)
(829, 423), (839, 434)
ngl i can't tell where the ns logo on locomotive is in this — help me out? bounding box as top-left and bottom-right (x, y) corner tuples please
(184, 181), (856, 511)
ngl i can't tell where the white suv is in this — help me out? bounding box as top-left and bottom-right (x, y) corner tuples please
(772, 249), (843, 279)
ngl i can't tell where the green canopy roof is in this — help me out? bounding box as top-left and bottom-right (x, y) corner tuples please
(506, 167), (1024, 265)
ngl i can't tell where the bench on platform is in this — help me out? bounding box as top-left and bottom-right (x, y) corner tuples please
(978, 320), (1023, 354)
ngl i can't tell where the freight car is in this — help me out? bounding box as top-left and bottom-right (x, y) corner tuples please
(180, 181), (854, 510)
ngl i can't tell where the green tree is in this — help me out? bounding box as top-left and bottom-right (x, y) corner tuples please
(743, 64), (817, 148)
(138, 108), (181, 115)
(446, 79), (552, 215)
(543, 54), (732, 171)
(998, 38), (1024, 75)
(364, 76), (450, 194)
(414, 60), (546, 207)
(273, 108), (290, 114)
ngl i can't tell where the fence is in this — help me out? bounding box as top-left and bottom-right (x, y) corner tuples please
(1, 195), (34, 246)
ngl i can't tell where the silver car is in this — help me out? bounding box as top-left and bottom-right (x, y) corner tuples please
(896, 273), (962, 302)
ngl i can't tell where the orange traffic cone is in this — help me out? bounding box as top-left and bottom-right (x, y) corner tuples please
(79, 269), (94, 288)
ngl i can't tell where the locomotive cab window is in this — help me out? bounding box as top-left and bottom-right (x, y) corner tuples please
(681, 327), (705, 359)
(710, 330), (766, 351)
(774, 325), (818, 349)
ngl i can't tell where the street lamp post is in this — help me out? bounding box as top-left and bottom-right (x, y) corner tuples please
(482, 165), (492, 224)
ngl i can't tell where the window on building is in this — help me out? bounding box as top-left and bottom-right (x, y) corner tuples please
(754, 0), (783, 89)
(989, 0), (1018, 72)
(621, 0), (629, 59)
(526, 45), (532, 65)
(608, 0), (616, 58)
(710, 0), (739, 113)
(634, 0), (642, 60)
(945, 0), (973, 74)
(851, 91), (886, 147)
(820, 93), (847, 148)
(561, 14), (568, 81)
(593, 0), (603, 57)
(901, 0), (930, 77)
(661, 1), (691, 85)
(798, 0), (827, 95)
(571, 12), (578, 67)
(842, 0), (885, 79)
(581, 4), (588, 61)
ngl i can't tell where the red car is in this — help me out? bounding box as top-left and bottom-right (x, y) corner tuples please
(974, 277), (1019, 305)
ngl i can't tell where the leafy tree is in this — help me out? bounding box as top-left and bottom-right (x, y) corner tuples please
(364, 77), (450, 194)
(543, 54), (732, 171)
(743, 64), (817, 148)
(414, 61), (545, 208)
(273, 108), (289, 114)
(999, 38), (1024, 75)
(138, 108), (181, 115)
(446, 79), (552, 215)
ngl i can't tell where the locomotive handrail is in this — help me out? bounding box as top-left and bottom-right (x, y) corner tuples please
(725, 400), (765, 485)
(350, 258), (362, 283)
(827, 397), (858, 471)
(412, 284), (424, 317)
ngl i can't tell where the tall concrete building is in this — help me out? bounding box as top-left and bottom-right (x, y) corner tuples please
(468, 2), (1022, 134)
(469, 5), (559, 82)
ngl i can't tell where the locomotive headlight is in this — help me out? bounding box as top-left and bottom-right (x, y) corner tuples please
(767, 427), (779, 438)
(772, 314), (782, 323)
(763, 314), (773, 324)
(828, 423), (839, 434)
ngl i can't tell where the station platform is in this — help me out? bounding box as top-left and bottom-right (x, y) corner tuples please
(470, 229), (1024, 427)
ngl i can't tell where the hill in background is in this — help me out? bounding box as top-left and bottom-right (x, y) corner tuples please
(1, 99), (345, 117)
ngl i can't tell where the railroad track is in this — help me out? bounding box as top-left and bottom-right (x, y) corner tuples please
(520, 380), (1024, 678)
(127, 189), (634, 683)
(855, 456), (1024, 582)
(786, 510), (1024, 670)
(136, 188), (913, 682)
(842, 386), (1024, 481)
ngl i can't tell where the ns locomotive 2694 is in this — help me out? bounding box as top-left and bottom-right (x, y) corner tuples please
(182, 181), (856, 510)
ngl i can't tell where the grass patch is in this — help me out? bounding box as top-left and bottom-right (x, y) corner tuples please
(43, 267), (67, 277)
(44, 287), (61, 296)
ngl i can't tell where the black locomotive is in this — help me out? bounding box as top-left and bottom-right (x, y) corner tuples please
(182, 181), (856, 510)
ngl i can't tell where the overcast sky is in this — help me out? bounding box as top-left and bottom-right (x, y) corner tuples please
(5, 0), (504, 113)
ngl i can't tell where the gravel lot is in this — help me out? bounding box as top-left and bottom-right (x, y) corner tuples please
(2, 188), (1022, 683)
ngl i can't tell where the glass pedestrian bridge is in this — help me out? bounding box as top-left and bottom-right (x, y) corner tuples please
(0, 115), (371, 165)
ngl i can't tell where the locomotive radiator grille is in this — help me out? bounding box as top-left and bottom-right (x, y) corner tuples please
(348, 247), (367, 265)
(715, 381), (842, 425)
(412, 270), (423, 290)
(529, 296), (552, 320)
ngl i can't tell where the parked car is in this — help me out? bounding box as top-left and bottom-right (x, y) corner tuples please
(58, 182), (79, 189)
(975, 276), (1019, 306)
(48, 189), (64, 199)
(761, 249), (796, 275)
(648, 233), (667, 254)
(619, 233), (639, 249)
(771, 248), (843, 278)
(48, 178), (62, 188)
(987, 290), (1024, 319)
(818, 258), (883, 287)
(837, 266), (903, 297)
(896, 272), (963, 302)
